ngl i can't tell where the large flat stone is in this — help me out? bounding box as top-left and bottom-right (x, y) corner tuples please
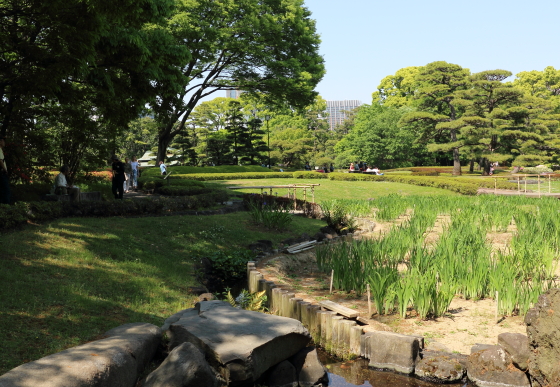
(498, 333), (529, 371)
(168, 301), (311, 385)
(0, 322), (161, 387)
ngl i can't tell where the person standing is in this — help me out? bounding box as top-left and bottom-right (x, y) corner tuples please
(111, 155), (125, 199)
(159, 160), (167, 175)
(130, 156), (139, 190)
(0, 136), (10, 204)
(123, 157), (132, 193)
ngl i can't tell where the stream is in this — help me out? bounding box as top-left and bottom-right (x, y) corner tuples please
(317, 350), (470, 387)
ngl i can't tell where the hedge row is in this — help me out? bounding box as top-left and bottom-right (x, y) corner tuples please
(292, 171), (329, 179)
(327, 173), (479, 195)
(138, 178), (205, 190)
(171, 172), (292, 181)
(157, 186), (220, 196)
(0, 191), (230, 232)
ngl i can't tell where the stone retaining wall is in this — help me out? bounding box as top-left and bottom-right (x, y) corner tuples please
(249, 259), (539, 386)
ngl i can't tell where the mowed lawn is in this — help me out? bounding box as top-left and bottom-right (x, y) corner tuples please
(0, 212), (324, 374)
(216, 178), (459, 201)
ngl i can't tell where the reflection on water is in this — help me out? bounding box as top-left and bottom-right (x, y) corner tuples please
(319, 353), (468, 387)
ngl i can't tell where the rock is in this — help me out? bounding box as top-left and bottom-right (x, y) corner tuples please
(168, 301), (311, 385)
(198, 293), (215, 302)
(524, 288), (560, 387)
(267, 360), (297, 387)
(498, 333), (529, 371)
(300, 233), (312, 241)
(161, 308), (199, 332)
(0, 322), (161, 387)
(415, 352), (466, 383)
(289, 347), (328, 387)
(470, 343), (495, 354)
(366, 331), (419, 374)
(143, 342), (219, 387)
(467, 346), (530, 387)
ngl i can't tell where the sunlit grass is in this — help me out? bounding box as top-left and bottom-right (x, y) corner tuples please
(0, 212), (324, 374)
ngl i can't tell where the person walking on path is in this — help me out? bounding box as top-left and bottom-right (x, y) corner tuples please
(111, 155), (125, 199)
(159, 160), (167, 175)
(0, 136), (10, 204)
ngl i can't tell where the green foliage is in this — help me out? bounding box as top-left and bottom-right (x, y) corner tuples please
(247, 200), (293, 231)
(223, 289), (267, 312)
(140, 165), (274, 177)
(157, 186), (224, 197)
(168, 172), (292, 181)
(335, 104), (432, 169)
(150, 0), (325, 163)
(316, 195), (559, 318)
(521, 166), (553, 174)
(293, 171), (328, 179)
(319, 201), (356, 233)
(201, 249), (256, 289)
(0, 193), (229, 231)
(411, 171), (440, 176)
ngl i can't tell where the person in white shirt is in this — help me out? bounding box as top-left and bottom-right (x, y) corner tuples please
(130, 156), (139, 189)
(54, 165), (80, 201)
(159, 160), (167, 175)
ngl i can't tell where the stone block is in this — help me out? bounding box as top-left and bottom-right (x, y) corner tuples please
(367, 331), (419, 374)
(267, 360), (297, 387)
(0, 322), (161, 387)
(289, 347), (328, 387)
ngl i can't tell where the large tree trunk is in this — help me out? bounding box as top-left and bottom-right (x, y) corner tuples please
(469, 159), (475, 173)
(157, 133), (173, 164)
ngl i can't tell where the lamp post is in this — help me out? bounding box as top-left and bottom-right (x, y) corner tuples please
(265, 115), (271, 169)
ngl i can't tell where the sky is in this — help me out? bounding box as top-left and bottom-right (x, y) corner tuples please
(303, 0), (560, 105)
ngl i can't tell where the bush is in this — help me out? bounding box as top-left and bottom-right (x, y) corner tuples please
(292, 171), (329, 179)
(195, 249), (256, 293)
(247, 199), (293, 230)
(0, 192), (230, 232)
(411, 171), (440, 176)
(171, 172), (291, 181)
(327, 173), (479, 195)
(521, 166), (553, 174)
(157, 186), (222, 197)
(320, 201), (356, 233)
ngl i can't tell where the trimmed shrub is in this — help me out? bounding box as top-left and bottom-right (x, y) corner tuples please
(0, 192), (230, 232)
(171, 172), (291, 181)
(292, 171), (328, 179)
(411, 171), (440, 176)
(521, 166), (553, 174)
(158, 186), (221, 196)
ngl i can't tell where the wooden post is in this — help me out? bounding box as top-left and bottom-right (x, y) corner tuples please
(290, 297), (302, 320)
(538, 175), (541, 198)
(311, 186), (315, 203)
(367, 284), (372, 317)
(517, 176), (520, 193)
(303, 187), (307, 203)
(495, 291), (499, 324)
(293, 187), (297, 211)
(494, 177), (497, 195)
(549, 174), (552, 194)
(525, 178), (527, 193)
(330, 269), (334, 294)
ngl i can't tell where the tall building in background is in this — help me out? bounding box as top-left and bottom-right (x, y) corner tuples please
(226, 89), (243, 99)
(326, 100), (362, 130)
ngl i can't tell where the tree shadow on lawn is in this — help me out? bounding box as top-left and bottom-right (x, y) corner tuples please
(0, 219), (203, 374)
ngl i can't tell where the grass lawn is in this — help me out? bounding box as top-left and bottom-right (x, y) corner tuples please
(213, 178), (459, 202)
(0, 212), (324, 374)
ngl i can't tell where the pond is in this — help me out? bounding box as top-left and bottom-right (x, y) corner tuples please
(318, 350), (469, 387)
